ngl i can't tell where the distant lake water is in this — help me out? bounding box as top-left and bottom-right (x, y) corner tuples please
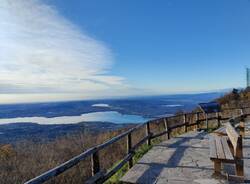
(0, 111), (150, 125)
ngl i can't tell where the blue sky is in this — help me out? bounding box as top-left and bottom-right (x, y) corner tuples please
(0, 0), (250, 103)
(48, 0), (250, 91)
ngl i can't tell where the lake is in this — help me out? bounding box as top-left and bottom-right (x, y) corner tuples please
(0, 92), (224, 125)
(0, 111), (150, 125)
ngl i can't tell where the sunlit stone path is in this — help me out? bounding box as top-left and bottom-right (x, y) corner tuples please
(121, 122), (250, 184)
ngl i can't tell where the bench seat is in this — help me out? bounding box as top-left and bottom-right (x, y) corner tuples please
(209, 135), (234, 162)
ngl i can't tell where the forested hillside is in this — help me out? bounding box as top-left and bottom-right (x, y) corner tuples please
(216, 87), (250, 108)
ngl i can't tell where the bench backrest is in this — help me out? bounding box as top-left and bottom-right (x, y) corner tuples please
(226, 122), (242, 158)
(229, 114), (245, 127)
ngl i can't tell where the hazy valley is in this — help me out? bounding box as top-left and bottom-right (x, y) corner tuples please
(0, 92), (223, 144)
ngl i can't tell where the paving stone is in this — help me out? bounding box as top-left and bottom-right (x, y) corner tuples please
(121, 124), (250, 184)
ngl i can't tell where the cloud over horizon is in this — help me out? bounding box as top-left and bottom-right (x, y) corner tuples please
(0, 0), (127, 102)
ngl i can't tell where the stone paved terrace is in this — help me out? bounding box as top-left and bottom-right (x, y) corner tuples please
(120, 122), (250, 184)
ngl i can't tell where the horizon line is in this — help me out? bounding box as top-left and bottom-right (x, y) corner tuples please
(0, 88), (233, 105)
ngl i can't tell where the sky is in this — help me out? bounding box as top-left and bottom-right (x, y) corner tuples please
(0, 0), (250, 104)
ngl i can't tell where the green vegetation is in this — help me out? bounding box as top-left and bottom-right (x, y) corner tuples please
(105, 143), (153, 184)
(105, 137), (163, 184)
(216, 88), (250, 108)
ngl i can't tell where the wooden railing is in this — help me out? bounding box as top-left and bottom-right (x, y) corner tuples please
(24, 106), (250, 184)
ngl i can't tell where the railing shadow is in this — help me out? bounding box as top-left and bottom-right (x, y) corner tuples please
(134, 132), (207, 183)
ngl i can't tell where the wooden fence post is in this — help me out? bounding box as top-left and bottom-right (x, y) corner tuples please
(196, 112), (199, 130)
(216, 112), (220, 128)
(184, 114), (187, 132)
(127, 133), (133, 168)
(91, 150), (100, 176)
(146, 122), (151, 146)
(206, 113), (208, 130)
(163, 118), (170, 139)
(240, 108), (244, 116)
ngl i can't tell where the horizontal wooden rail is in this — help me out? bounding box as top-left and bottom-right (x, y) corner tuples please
(151, 130), (169, 139)
(187, 122), (199, 127)
(24, 147), (97, 184)
(95, 123), (144, 151)
(169, 123), (187, 130)
(100, 153), (134, 182)
(132, 134), (152, 151)
(25, 106), (250, 184)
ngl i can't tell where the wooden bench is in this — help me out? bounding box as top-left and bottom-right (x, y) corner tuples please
(209, 122), (244, 177)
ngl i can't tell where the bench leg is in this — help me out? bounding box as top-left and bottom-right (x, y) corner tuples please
(236, 137), (243, 159)
(214, 160), (221, 175)
(236, 159), (244, 176)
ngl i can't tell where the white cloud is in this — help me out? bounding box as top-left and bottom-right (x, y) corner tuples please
(0, 0), (127, 102)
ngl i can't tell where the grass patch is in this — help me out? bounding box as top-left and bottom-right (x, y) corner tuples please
(105, 141), (155, 184)
(207, 128), (215, 133)
(104, 163), (128, 184)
